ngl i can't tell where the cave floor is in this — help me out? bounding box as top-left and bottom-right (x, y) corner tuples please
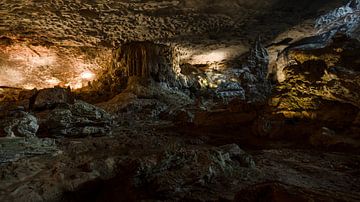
(1, 118), (359, 202)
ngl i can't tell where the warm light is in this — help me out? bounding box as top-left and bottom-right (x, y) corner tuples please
(29, 56), (55, 66)
(45, 77), (61, 86)
(191, 51), (227, 63)
(0, 44), (103, 90)
(188, 46), (247, 65)
(23, 84), (36, 90)
(80, 71), (95, 80)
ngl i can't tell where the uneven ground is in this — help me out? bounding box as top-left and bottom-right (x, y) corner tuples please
(1, 117), (360, 202)
(1, 0), (360, 201)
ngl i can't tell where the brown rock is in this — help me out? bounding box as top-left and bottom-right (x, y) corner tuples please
(16, 89), (38, 110)
(33, 87), (74, 110)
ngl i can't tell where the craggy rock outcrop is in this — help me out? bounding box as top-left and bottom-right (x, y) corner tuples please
(241, 38), (272, 102)
(264, 34), (360, 148)
(1, 1), (360, 202)
(1, 87), (113, 138)
(134, 143), (255, 200)
(161, 39), (271, 129)
(87, 42), (181, 101)
(0, 0), (345, 46)
(37, 100), (113, 138)
(33, 87), (74, 110)
(0, 111), (39, 138)
(315, 0), (360, 40)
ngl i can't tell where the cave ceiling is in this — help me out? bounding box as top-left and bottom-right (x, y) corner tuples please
(0, 0), (349, 89)
(1, 0), (347, 46)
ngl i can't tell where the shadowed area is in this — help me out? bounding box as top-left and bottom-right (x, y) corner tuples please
(0, 1), (360, 202)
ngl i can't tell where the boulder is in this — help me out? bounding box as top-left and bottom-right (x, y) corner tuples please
(0, 111), (39, 137)
(33, 87), (74, 110)
(39, 100), (113, 138)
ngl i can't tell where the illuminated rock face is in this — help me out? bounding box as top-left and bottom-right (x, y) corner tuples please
(259, 35), (360, 146)
(0, 0), (346, 46)
(0, 0), (346, 91)
(1, 2), (360, 202)
(82, 42), (181, 102)
(0, 41), (111, 89)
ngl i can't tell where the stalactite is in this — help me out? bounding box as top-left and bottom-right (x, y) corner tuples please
(111, 41), (178, 82)
(84, 41), (181, 102)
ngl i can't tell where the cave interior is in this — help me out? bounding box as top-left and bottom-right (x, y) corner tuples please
(0, 0), (360, 201)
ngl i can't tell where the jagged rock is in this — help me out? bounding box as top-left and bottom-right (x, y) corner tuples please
(33, 87), (74, 110)
(265, 33), (360, 141)
(315, 0), (360, 40)
(38, 100), (113, 138)
(215, 81), (246, 100)
(133, 144), (257, 200)
(277, 1), (360, 61)
(276, 37), (360, 109)
(0, 111), (39, 138)
(241, 38), (272, 102)
(90, 42), (181, 99)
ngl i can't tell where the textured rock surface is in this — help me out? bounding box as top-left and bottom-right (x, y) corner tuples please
(33, 87), (74, 110)
(0, 111), (39, 138)
(315, 0), (360, 40)
(0, 137), (58, 163)
(0, 118), (359, 201)
(38, 100), (113, 138)
(259, 34), (360, 150)
(1, 87), (113, 138)
(1, 1), (360, 202)
(0, 0), (350, 92)
(86, 42), (182, 101)
(0, 0), (346, 47)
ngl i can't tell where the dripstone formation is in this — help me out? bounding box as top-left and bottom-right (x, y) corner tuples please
(0, 1), (360, 202)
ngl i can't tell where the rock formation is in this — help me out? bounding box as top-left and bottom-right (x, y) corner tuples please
(0, 1), (359, 202)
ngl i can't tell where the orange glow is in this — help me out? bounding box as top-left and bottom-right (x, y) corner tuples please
(187, 46), (248, 65)
(80, 71), (96, 80)
(191, 51), (227, 63)
(0, 44), (102, 90)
